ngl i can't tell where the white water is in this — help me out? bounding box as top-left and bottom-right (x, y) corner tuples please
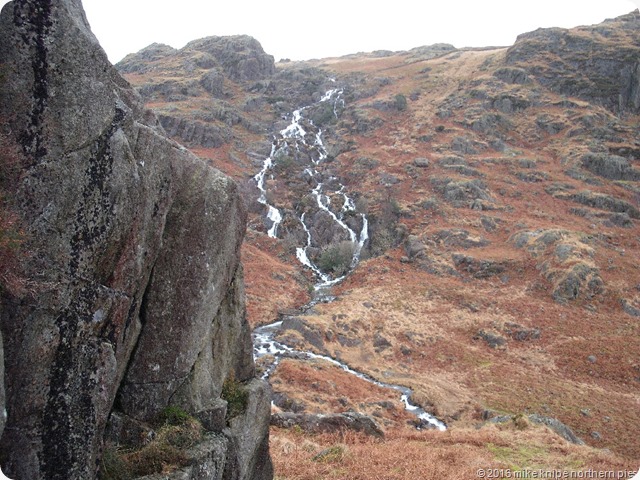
(252, 86), (445, 431)
(253, 319), (446, 431)
(253, 143), (282, 238)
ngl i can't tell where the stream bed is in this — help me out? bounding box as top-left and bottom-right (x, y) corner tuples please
(251, 85), (446, 431)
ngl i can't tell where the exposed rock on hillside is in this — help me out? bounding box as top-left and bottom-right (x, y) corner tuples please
(511, 229), (604, 302)
(183, 35), (276, 82)
(271, 412), (384, 438)
(506, 10), (640, 113)
(0, 1), (271, 479)
(117, 43), (178, 73)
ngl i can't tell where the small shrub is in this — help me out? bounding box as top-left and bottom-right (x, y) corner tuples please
(222, 375), (249, 420)
(394, 94), (407, 111)
(156, 405), (191, 427)
(317, 241), (356, 276)
(420, 197), (440, 211)
(156, 419), (203, 450)
(99, 445), (132, 480)
(125, 441), (189, 477)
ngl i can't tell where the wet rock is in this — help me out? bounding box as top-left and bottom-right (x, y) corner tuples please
(270, 412), (384, 438)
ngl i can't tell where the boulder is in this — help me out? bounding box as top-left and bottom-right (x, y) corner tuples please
(452, 254), (507, 279)
(271, 412), (384, 438)
(413, 157), (430, 168)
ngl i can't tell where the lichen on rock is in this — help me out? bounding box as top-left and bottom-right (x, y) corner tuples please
(0, 1), (272, 479)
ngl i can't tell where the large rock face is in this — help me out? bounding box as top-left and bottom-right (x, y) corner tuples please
(0, 1), (271, 479)
(506, 10), (640, 113)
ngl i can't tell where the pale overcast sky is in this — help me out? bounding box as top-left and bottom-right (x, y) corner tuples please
(1, 0), (639, 63)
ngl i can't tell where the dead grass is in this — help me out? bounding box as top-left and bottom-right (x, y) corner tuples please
(100, 414), (203, 479)
(270, 424), (637, 480)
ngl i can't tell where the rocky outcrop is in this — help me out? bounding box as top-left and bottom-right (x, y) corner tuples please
(580, 152), (640, 181)
(511, 229), (604, 303)
(506, 10), (640, 113)
(182, 36), (276, 83)
(158, 115), (232, 148)
(488, 414), (584, 445)
(0, 1), (271, 479)
(117, 43), (178, 73)
(271, 412), (384, 438)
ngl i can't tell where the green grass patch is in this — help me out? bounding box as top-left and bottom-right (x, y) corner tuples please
(487, 443), (548, 470)
(222, 375), (249, 420)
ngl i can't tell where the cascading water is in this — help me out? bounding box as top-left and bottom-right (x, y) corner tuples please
(253, 142), (282, 238)
(252, 86), (445, 431)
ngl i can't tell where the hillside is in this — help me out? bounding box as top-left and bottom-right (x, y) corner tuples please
(117, 10), (640, 476)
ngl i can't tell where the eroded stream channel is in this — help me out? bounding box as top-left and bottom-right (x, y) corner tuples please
(251, 85), (445, 431)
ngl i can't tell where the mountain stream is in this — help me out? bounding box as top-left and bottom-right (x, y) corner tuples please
(252, 87), (445, 430)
